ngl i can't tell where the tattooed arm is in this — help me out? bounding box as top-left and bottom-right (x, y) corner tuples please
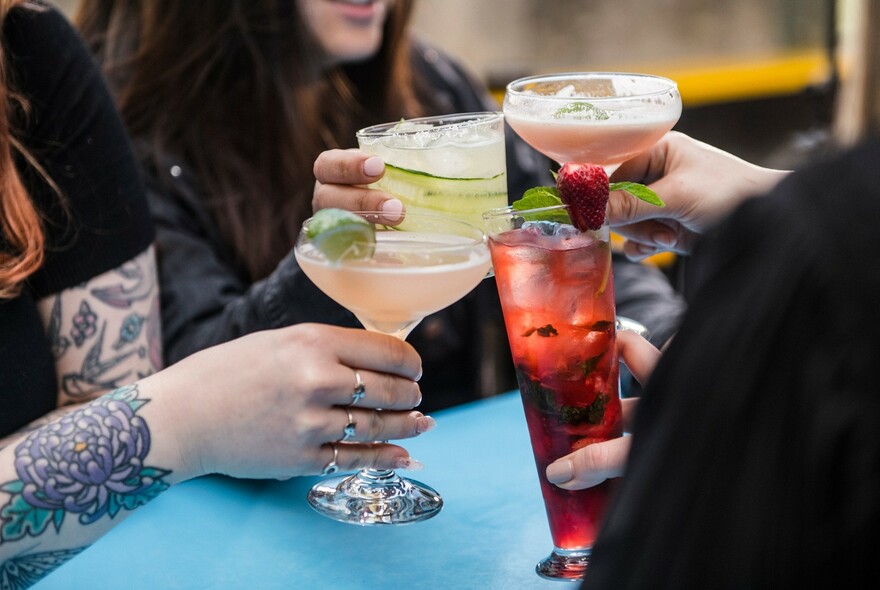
(0, 323), (428, 588)
(40, 245), (163, 407)
(0, 385), (179, 588)
(0, 247), (162, 453)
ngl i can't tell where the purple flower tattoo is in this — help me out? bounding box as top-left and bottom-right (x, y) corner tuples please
(0, 386), (170, 541)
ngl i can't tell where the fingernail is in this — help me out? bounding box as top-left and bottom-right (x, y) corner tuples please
(652, 232), (675, 248)
(381, 198), (404, 221)
(415, 415), (436, 434)
(395, 457), (424, 471)
(414, 365), (423, 382)
(546, 459), (573, 484)
(363, 156), (385, 177)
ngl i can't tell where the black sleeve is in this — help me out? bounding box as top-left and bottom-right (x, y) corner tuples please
(582, 139), (880, 590)
(6, 2), (153, 298)
(142, 159), (359, 365)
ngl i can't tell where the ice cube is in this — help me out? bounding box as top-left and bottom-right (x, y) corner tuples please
(521, 220), (560, 236)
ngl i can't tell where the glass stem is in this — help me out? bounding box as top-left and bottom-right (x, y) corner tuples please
(356, 466), (397, 482)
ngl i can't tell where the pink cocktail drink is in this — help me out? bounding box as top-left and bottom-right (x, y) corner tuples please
(503, 72), (682, 174)
(295, 211), (490, 526)
(484, 205), (621, 580)
(504, 114), (677, 172)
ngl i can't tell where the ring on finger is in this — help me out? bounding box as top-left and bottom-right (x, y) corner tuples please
(320, 443), (339, 476)
(351, 370), (366, 405)
(340, 408), (357, 442)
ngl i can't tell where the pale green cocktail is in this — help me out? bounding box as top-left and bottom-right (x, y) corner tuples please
(356, 112), (508, 230)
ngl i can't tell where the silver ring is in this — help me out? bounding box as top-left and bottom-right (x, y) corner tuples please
(351, 370), (366, 405)
(340, 408), (357, 442)
(320, 443), (339, 476)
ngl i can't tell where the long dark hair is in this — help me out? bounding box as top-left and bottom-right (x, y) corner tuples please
(76, 0), (429, 280)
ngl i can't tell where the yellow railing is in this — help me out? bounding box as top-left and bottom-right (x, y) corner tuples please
(651, 49), (831, 106)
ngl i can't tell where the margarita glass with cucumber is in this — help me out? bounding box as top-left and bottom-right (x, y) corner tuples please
(294, 209), (491, 525)
(356, 112), (507, 230)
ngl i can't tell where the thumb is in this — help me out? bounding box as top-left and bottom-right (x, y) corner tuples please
(545, 436), (631, 490)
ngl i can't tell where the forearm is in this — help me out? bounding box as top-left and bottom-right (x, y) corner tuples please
(0, 378), (190, 587)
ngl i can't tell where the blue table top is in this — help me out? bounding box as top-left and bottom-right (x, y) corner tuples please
(34, 392), (569, 589)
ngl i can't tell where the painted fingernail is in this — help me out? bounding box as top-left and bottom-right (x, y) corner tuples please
(381, 198), (404, 221)
(546, 459), (573, 484)
(415, 415), (436, 434)
(363, 156), (385, 176)
(395, 457), (424, 471)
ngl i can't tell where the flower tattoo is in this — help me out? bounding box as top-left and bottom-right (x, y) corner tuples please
(0, 385), (170, 542)
(70, 301), (98, 347)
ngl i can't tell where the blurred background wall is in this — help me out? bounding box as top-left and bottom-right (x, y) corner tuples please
(412, 0), (828, 84)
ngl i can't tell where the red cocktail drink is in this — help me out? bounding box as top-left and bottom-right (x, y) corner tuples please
(484, 205), (621, 580)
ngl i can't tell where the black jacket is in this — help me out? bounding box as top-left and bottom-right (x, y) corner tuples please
(142, 40), (685, 411)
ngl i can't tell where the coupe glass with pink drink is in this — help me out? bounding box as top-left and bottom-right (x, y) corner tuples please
(294, 211), (491, 525)
(497, 72), (680, 580)
(503, 72), (681, 175)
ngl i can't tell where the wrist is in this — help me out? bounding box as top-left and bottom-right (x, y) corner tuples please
(751, 166), (791, 197)
(134, 371), (206, 484)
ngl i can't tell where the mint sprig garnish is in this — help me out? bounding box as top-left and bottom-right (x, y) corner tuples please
(511, 177), (665, 213)
(553, 102), (610, 120)
(610, 182), (665, 207)
(511, 187), (571, 223)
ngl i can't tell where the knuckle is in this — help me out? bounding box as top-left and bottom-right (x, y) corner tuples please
(364, 410), (386, 440)
(340, 445), (371, 471)
(312, 182), (328, 206)
(573, 444), (605, 474)
(357, 187), (379, 210)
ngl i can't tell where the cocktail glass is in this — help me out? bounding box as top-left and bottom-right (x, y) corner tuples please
(356, 112), (508, 230)
(503, 72), (681, 175)
(294, 212), (491, 525)
(483, 203), (621, 580)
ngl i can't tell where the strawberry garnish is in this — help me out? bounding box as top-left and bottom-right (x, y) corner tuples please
(556, 162), (609, 231)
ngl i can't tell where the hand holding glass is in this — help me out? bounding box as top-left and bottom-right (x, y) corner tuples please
(294, 212), (491, 525)
(356, 112), (508, 229)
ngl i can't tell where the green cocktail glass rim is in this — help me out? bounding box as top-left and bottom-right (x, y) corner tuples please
(356, 111), (503, 138)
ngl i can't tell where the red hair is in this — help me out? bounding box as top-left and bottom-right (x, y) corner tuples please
(0, 0), (44, 298)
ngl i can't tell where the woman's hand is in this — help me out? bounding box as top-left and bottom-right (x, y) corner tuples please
(312, 148), (405, 224)
(608, 131), (790, 261)
(545, 330), (661, 490)
(144, 323), (430, 481)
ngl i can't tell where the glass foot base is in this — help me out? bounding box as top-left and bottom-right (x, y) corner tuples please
(536, 547), (591, 581)
(307, 469), (442, 526)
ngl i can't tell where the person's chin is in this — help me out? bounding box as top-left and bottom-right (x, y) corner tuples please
(326, 38), (383, 64)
